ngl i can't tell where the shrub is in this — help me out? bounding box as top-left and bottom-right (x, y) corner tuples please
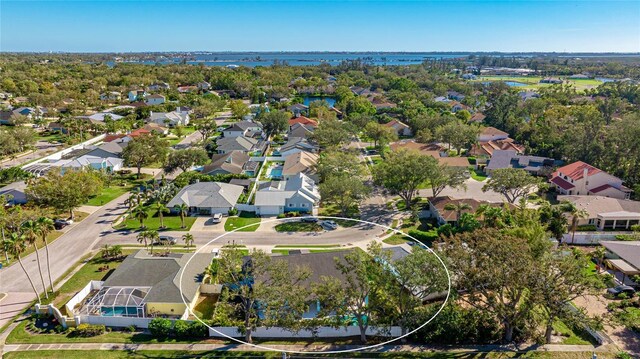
(127, 325), (137, 333)
(228, 208), (238, 216)
(73, 323), (105, 337)
(148, 318), (172, 338)
(577, 224), (597, 231)
(173, 320), (190, 338)
(408, 229), (439, 245)
(189, 321), (208, 338)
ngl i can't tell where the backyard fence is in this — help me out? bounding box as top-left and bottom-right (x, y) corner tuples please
(561, 231), (630, 245)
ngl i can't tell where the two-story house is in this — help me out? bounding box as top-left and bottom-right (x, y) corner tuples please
(550, 161), (632, 199)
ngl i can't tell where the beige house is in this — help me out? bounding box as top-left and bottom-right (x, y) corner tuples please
(282, 151), (319, 182)
(557, 195), (640, 231)
(384, 120), (413, 137)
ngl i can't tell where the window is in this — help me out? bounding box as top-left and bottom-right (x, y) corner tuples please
(301, 203), (306, 207)
(289, 203), (294, 207)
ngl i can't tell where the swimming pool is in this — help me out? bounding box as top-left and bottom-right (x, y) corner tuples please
(270, 168), (283, 178)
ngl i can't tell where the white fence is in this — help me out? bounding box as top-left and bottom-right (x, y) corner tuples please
(78, 315), (157, 328)
(209, 326), (402, 339)
(22, 134), (106, 169)
(236, 203), (256, 213)
(561, 231), (629, 245)
(65, 280), (103, 316)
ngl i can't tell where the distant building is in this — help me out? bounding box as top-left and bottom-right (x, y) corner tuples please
(128, 90), (147, 102)
(145, 94), (166, 106)
(551, 161), (632, 199)
(384, 119), (413, 137)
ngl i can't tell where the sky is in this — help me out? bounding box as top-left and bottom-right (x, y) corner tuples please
(1, 1), (639, 53)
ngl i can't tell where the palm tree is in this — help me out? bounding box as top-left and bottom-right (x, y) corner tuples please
(7, 232), (41, 304)
(132, 205), (149, 229)
(36, 217), (55, 294)
(136, 231), (150, 249)
(593, 246), (606, 271)
(174, 203), (189, 229)
(153, 202), (169, 229)
(146, 230), (159, 254)
(182, 233), (194, 247)
(444, 202), (473, 226)
(21, 220), (48, 299)
(561, 202), (589, 244)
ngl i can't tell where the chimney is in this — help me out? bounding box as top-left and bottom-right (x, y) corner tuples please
(583, 167), (589, 180)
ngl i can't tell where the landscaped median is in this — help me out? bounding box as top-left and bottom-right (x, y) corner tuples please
(274, 221), (322, 232)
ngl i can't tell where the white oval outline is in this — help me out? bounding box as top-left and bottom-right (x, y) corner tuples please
(179, 215), (451, 354)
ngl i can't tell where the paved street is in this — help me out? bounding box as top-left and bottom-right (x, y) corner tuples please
(0, 192), (130, 328)
(0, 140), (61, 169)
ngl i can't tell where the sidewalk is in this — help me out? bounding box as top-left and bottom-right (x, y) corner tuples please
(2, 341), (611, 355)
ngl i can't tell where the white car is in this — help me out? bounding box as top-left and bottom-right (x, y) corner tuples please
(320, 220), (338, 230)
(211, 213), (223, 224)
(211, 248), (220, 258)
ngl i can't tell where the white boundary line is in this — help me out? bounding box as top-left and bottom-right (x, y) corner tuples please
(179, 215), (452, 354)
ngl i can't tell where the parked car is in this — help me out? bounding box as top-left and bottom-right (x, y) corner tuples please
(607, 285), (635, 296)
(301, 216), (318, 223)
(53, 218), (73, 230)
(320, 220), (338, 230)
(366, 149), (379, 155)
(211, 213), (223, 224)
(157, 236), (177, 245)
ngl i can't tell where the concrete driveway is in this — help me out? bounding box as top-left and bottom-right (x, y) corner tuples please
(419, 178), (507, 203)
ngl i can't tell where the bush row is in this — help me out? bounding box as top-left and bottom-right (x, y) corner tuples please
(148, 318), (208, 339)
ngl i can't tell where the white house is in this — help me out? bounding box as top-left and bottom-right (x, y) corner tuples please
(167, 182), (244, 215)
(145, 94), (166, 106)
(557, 195), (640, 231)
(551, 161), (632, 199)
(254, 173), (320, 216)
(148, 108), (190, 127)
(222, 121), (263, 138)
(128, 90), (146, 102)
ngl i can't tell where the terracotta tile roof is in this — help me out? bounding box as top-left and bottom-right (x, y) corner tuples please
(589, 184), (614, 194)
(129, 128), (151, 137)
(554, 161), (601, 181)
(103, 134), (125, 142)
(551, 176), (575, 190)
(288, 116), (318, 127)
(430, 196), (510, 222)
(384, 119), (409, 129)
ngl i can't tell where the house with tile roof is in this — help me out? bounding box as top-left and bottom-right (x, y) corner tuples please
(389, 141), (470, 169)
(550, 161), (631, 199)
(288, 115), (318, 128)
(428, 196), (511, 225)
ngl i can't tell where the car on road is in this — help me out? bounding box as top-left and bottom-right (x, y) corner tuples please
(157, 236), (177, 245)
(54, 218), (73, 230)
(301, 216), (318, 223)
(320, 220), (338, 230)
(366, 149), (379, 155)
(607, 285), (635, 297)
(211, 213), (223, 224)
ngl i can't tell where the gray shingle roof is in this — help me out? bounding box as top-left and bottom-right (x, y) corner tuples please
(167, 182), (244, 209)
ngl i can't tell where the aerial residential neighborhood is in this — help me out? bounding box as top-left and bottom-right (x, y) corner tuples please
(1, 1), (640, 359)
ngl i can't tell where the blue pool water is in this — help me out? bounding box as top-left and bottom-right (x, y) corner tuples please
(504, 81), (527, 87)
(270, 168), (283, 178)
(303, 96), (337, 107)
(101, 307), (138, 317)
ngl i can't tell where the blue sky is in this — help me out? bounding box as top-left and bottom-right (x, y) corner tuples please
(1, 1), (639, 52)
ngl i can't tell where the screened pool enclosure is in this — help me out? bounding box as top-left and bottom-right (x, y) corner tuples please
(83, 287), (151, 318)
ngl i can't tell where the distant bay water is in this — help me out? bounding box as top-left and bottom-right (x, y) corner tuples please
(108, 52), (481, 67)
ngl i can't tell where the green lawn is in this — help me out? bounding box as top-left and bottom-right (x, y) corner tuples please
(383, 236), (410, 245)
(119, 210), (195, 232)
(48, 250), (137, 312)
(224, 212), (261, 232)
(192, 295), (217, 320)
(271, 249), (290, 255)
(1, 231), (62, 268)
(85, 185), (131, 206)
(469, 167), (488, 182)
(552, 320), (597, 345)
(274, 221), (322, 232)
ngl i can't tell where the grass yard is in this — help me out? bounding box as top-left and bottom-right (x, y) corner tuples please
(383, 236), (410, 245)
(192, 294), (218, 320)
(48, 249), (137, 313)
(85, 185), (131, 206)
(274, 221), (322, 232)
(1, 230), (62, 268)
(318, 203), (360, 226)
(552, 320), (597, 345)
(469, 167), (488, 182)
(271, 249), (290, 255)
(119, 210), (195, 232)
(224, 212), (261, 232)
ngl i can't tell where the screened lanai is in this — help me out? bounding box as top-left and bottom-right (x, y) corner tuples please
(83, 286), (151, 318)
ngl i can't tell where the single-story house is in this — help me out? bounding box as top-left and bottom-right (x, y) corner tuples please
(197, 81), (211, 90)
(148, 109), (190, 127)
(100, 92), (122, 101)
(447, 91), (466, 101)
(470, 139), (525, 157)
(222, 120), (263, 138)
(215, 136), (266, 155)
(142, 123), (169, 135)
(288, 116), (318, 128)
(57, 155), (123, 173)
(600, 241), (640, 283)
(167, 181), (244, 215)
(389, 141), (469, 169)
(287, 103), (309, 117)
(478, 127), (510, 142)
(80, 250), (213, 319)
(148, 82), (170, 91)
(0, 181), (28, 205)
(254, 173), (320, 216)
(428, 196), (510, 225)
(557, 195), (640, 231)
(177, 85), (198, 93)
(384, 120), (413, 137)
(278, 137), (319, 157)
(485, 150), (561, 175)
(79, 112), (124, 122)
(145, 94), (166, 106)
(282, 151), (319, 182)
(288, 123), (315, 139)
(201, 151), (259, 177)
(86, 142), (127, 158)
(551, 161), (632, 199)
